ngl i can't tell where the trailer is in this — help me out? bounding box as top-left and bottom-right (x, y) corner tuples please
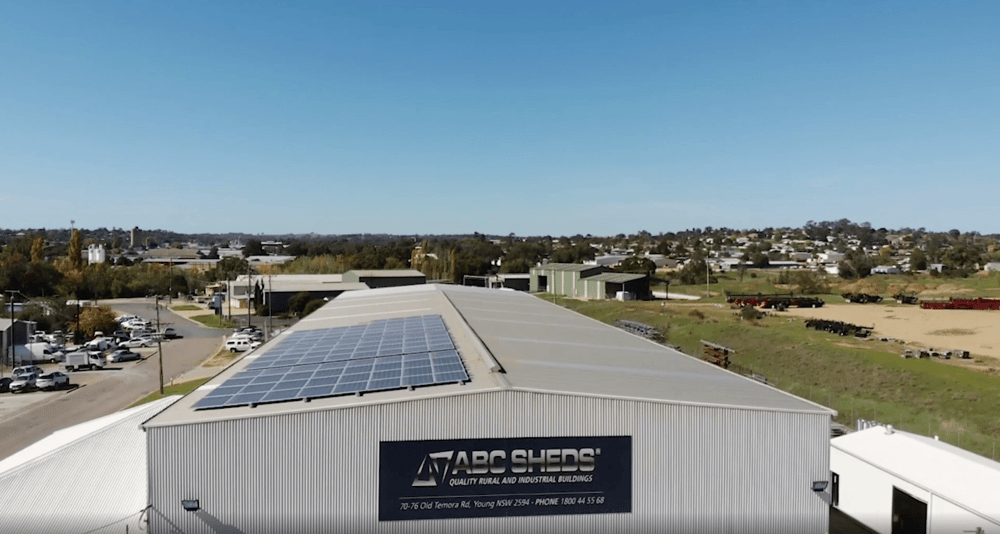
(725, 292), (824, 309)
(920, 297), (1000, 310)
(842, 293), (883, 304)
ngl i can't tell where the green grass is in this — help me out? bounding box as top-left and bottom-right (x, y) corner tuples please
(129, 377), (211, 408)
(190, 314), (236, 329)
(171, 305), (200, 311)
(551, 295), (1000, 459)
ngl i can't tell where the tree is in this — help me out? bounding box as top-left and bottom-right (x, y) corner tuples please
(302, 299), (325, 317)
(910, 248), (928, 271)
(288, 291), (315, 315)
(214, 257), (249, 282)
(619, 256), (656, 276)
(31, 237), (45, 262)
(676, 259), (715, 286)
(242, 239), (266, 258)
(78, 306), (118, 338)
(838, 249), (874, 279)
(68, 229), (83, 271)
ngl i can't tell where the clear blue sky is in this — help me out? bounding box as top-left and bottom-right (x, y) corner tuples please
(2, 1), (998, 236)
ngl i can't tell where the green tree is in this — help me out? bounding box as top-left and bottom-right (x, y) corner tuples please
(302, 299), (325, 317)
(242, 239), (266, 257)
(619, 256), (656, 276)
(288, 291), (314, 315)
(676, 259), (715, 286)
(910, 248), (928, 271)
(214, 257), (249, 282)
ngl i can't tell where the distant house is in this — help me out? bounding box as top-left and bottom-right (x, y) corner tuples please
(984, 262), (1000, 273)
(871, 265), (901, 275)
(819, 251), (846, 264)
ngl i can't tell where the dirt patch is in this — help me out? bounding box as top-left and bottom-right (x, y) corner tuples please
(203, 350), (239, 367)
(785, 303), (1000, 364)
(928, 328), (976, 336)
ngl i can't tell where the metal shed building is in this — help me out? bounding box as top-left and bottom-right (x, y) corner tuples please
(342, 269), (427, 289)
(830, 425), (1000, 534)
(144, 285), (834, 534)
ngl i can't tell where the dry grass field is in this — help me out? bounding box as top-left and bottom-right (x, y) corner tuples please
(785, 303), (1000, 366)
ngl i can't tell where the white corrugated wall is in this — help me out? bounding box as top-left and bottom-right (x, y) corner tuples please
(148, 390), (830, 534)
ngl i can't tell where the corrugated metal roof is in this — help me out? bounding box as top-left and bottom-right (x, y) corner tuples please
(532, 263), (601, 272)
(832, 426), (1000, 522)
(347, 269), (425, 278)
(585, 272), (648, 283)
(0, 396), (179, 534)
(146, 285), (830, 427)
(265, 281), (369, 293)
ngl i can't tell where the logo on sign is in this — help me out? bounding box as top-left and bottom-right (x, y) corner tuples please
(411, 447), (600, 487)
(412, 451), (455, 487)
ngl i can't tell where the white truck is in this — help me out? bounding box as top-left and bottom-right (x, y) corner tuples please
(13, 343), (66, 365)
(84, 336), (112, 351)
(64, 350), (106, 371)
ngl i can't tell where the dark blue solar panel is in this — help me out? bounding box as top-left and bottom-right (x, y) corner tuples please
(193, 315), (469, 410)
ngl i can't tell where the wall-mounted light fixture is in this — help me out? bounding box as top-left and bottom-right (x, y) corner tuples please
(811, 481), (828, 492)
(181, 499), (200, 512)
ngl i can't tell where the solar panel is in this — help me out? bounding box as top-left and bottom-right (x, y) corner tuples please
(193, 315), (469, 410)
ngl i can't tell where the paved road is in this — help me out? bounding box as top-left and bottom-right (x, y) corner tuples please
(0, 300), (226, 463)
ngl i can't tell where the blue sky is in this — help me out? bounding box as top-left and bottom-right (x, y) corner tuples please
(2, 1), (998, 236)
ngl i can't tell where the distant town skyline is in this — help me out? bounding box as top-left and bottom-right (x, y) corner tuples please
(3, 2), (998, 236)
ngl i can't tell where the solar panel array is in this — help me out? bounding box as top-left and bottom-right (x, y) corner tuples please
(194, 315), (469, 410)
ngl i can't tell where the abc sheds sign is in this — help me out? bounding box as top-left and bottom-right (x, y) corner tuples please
(379, 436), (632, 521)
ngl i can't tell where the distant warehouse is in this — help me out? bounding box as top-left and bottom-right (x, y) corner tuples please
(529, 263), (650, 299)
(144, 285), (833, 533)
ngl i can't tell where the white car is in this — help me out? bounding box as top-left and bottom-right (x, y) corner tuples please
(36, 372), (70, 390)
(10, 372), (39, 393)
(107, 349), (142, 363)
(13, 365), (44, 378)
(120, 338), (153, 348)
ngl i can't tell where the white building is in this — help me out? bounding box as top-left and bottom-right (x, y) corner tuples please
(870, 265), (901, 275)
(831, 425), (1000, 534)
(87, 243), (105, 264)
(0, 396), (179, 534)
(143, 285), (835, 534)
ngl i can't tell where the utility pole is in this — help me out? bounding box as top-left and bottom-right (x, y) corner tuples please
(266, 275), (272, 342)
(246, 262), (252, 330)
(155, 296), (164, 395)
(4, 290), (16, 375)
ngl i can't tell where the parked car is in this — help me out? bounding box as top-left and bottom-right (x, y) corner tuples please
(225, 337), (253, 353)
(10, 372), (39, 393)
(36, 372), (70, 390)
(120, 337), (153, 348)
(13, 365), (44, 378)
(107, 349), (141, 363)
(0, 377), (11, 393)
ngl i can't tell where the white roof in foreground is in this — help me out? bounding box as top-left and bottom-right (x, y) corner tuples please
(145, 285), (832, 427)
(832, 425), (1000, 522)
(0, 396), (179, 534)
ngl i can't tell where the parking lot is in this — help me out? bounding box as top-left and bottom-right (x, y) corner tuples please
(0, 299), (228, 461)
(0, 346), (161, 421)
